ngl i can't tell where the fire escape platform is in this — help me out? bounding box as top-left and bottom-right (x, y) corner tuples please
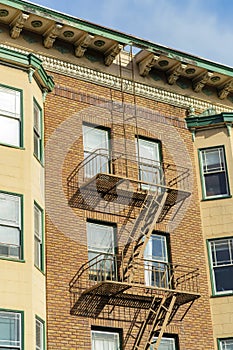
(70, 280), (200, 316)
(68, 172), (190, 210)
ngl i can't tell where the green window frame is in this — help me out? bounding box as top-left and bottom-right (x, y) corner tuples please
(0, 191), (23, 260)
(0, 309), (24, 349)
(0, 84), (23, 148)
(208, 237), (233, 295)
(218, 338), (233, 350)
(33, 98), (43, 162)
(36, 316), (45, 350)
(34, 202), (44, 272)
(199, 146), (230, 199)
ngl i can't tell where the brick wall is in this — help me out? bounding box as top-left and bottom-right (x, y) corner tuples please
(44, 72), (214, 349)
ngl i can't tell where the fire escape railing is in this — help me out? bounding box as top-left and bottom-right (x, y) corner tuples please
(67, 148), (190, 206)
(69, 254), (199, 297)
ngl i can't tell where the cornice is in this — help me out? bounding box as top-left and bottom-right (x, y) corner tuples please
(1, 43), (233, 114)
(0, 45), (54, 92)
(186, 112), (233, 129)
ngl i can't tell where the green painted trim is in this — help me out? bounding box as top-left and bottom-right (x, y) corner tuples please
(0, 256), (25, 263)
(0, 47), (54, 92)
(186, 113), (233, 129)
(201, 195), (232, 202)
(207, 237), (233, 296)
(2, 0), (233, 76)
(218, 337), (233, 350)
(198, 145), (230, 200)
(0, 309), (24, 349)
(0, 190), (24, 261)
(206, 239), (216, 296)
(35, 315), (46, 350)
(0, 83), (23, 148)
(34, 201), (45, 273)
(33, 97), (44, 164)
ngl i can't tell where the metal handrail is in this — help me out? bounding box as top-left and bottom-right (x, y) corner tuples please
(67, 148), (190, 191)
(69, 255), (199, 295)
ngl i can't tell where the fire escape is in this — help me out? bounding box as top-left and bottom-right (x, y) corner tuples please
(67, 48), (200, 350)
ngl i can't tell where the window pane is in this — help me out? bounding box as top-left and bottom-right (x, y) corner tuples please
(87, 223), (114, 254)
(0, 116), (20, 147)
(214, 265), (233, 292)
(36, 319), (43, 350)
(220, 338), (233, 350)
(204, 172), (228, 197)
(0, 193), (20, 227)
(0, 312), (20, 347)
(92, 331), (119, 350)
(83, 125), (109, 152)
(0, 87), (20, 118)
(151, 337), (176, 350)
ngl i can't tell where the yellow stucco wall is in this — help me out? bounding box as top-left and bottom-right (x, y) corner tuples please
(193, 126), (233, 347)
(0, 65), (46, 349)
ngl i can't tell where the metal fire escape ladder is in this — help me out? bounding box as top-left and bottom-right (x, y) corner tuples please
(132, 292), (177, 350)
(124, 188), (168, 283)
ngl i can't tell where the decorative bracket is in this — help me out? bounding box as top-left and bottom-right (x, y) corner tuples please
(43, 23), (63, 49)
(74, 33), (94, 58)
(42, 88), (49, 102)
(192, 71), (213, 93)
(104, 43), (123, 66)
(218, 79), (233, 99)
(167, 63), (187, 85)
(10, 12), (29, 39)
(138, 53), (160, 77)
(28, 67), (35, 83)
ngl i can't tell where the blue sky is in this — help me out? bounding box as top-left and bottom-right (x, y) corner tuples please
(30, 0), (233, 67)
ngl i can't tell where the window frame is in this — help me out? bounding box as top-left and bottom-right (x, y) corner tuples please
(0, 309), (24, 350)
(87, 220), (117, 281)
(199, 146), (230, 200)
(136, 136), (163, 189)
(218, 337), (233, 350)
(33, 98), (43, 163)
(91, 327), (122, 350)
(0, 83), (23, 149)
(35, 316), (45, 350)
(207, 237), (233, 296)
(151, 334), (178, 350)
(0, 191), (24, 261)
(34, 202), (44, 272)
(82, 123), (111, 178)
(144, 232), (171, 288)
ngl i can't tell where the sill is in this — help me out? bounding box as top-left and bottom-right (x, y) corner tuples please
(34, 264), (46, 275)
(0, 256), (25, 263)
(201, 195), (232, 202)
(33, 153), (44, 167)
(211, 292), (233, 298)
(0, 142), (25, 150)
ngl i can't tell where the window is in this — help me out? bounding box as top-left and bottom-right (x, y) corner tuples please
(200, 146), (229, 198)
(144, 233), (169, 288)
(136, 137), (162, 189)
(0, 192), (22, 259)
(36, 317), (44, 350)
(87, 222), (116, 281)
(34, 99), (43, 161)
(209, 238), (233, 294)
(34, 203), (44, 271)
(0, 311), (22, 349)
(219, 338), (233, 350)
(0, 85), (21, 147)
(151, 336), (177, 350)
(83, 124), (110, 177)
(91, 330), (120, 350)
